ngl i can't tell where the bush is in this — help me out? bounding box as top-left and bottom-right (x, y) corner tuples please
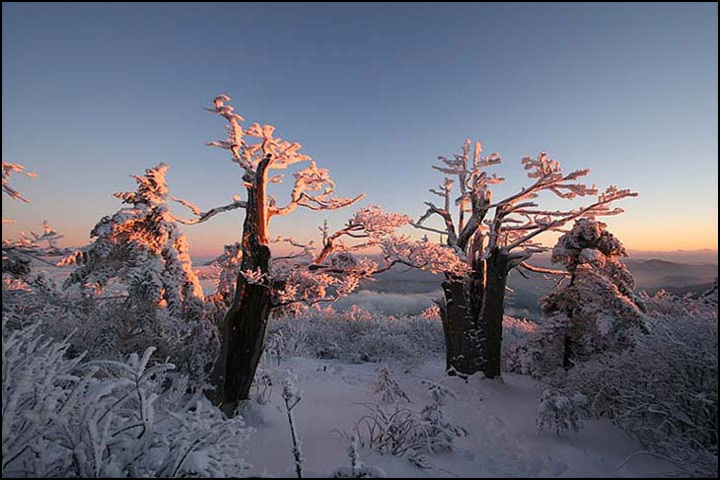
(352, 369), (466, 459)
(2, 322), (251, 478)
(554, 295), (717, 477)
(500, 316), (540, 374)
(535, 389), (589, 435)
(268, 306), (445, 365)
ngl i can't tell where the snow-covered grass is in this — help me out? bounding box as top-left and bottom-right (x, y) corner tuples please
(242, 356), (673, 478)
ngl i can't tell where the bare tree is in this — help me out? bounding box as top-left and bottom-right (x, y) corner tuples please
(176, 95), (409, 408)
(408, 139), (636, 378)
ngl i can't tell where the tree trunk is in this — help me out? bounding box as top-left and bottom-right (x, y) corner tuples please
(438, 231), (491, 377)
(439, 263), (486, 376)
(220, 156), (273, 409)
(478, 248), (510, 379)
(221, 246), (272, 407)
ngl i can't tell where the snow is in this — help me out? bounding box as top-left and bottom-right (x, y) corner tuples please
(241, 357), (671, 478)
(2, 95), (713, 479)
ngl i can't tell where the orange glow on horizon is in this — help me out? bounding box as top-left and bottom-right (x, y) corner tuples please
(2, 216), (717, 259)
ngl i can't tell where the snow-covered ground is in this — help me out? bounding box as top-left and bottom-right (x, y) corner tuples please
(243, 357), (671, 478)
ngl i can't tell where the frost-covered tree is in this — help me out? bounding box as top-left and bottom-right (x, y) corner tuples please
(175, 95), (412, 407)
(405, 140), (636, 378)
(531, 218), (647, 374)
(62, 163), (217, 379)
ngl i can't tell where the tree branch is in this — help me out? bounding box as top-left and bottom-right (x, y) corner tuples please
(518, 261), (569, 277)
(412, 202), (458, 246)
(172, 197), (246, 225)
(504, 187), (637, 252)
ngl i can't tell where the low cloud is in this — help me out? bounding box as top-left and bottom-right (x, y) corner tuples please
(335, 289), (443, 316)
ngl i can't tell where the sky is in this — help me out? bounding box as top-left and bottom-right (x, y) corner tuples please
(2, 2), (718, 258)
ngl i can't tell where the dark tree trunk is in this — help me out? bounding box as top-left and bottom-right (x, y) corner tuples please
(220, 156), (273, 409)
(439, 279), (479, 375)
(439, 260), (486, 376)
(478, 248), (510, 379)
(437, 246), (512, 380)
(221, 245), (272, 407)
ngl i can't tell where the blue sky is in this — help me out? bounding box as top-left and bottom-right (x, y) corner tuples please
(2, 3), (717, 256)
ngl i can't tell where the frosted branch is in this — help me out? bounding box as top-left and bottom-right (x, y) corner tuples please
(2, 161), (37, 204)
(270, 161), (364, 216)
(172, 196), (247, 225)
(504, 186), (637, 252)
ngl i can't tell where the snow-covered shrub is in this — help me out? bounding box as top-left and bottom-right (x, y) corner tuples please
(354, 402), (427, 457)
(2, 275), (166, 369)
(500, 315), (540, 374)
(331, 435), (387, 478)
(1, 252), (31, 277)
(62, 164), (218, 380)
(535, 389), (589, 435)
(232, 364), (276, 429)
(271, 305), (535, 369)
(268, 306), (444, 365)
(641, 288), (717, 317)
(252, 363), (275, 406)
(2, 221), (71, 294)
(2, 322), (251, 478)
(418, 380), (468, 452)
(205, 242), (243, 308)
(266, 329), (287, 366)
(373, 366), (411, 405)
(557, 296), (717, 477)
(354, 370), (466, 459)
(702, 278), (718, 304)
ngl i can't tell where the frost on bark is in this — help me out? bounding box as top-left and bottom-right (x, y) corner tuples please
(180, 95), (411, 408)
(62, 163), (217, 379)
(405, 140), (636, 378)
(532, 219), (647, 375)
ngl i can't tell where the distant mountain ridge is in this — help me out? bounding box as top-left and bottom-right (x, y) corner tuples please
(361, 257), (717, 318)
